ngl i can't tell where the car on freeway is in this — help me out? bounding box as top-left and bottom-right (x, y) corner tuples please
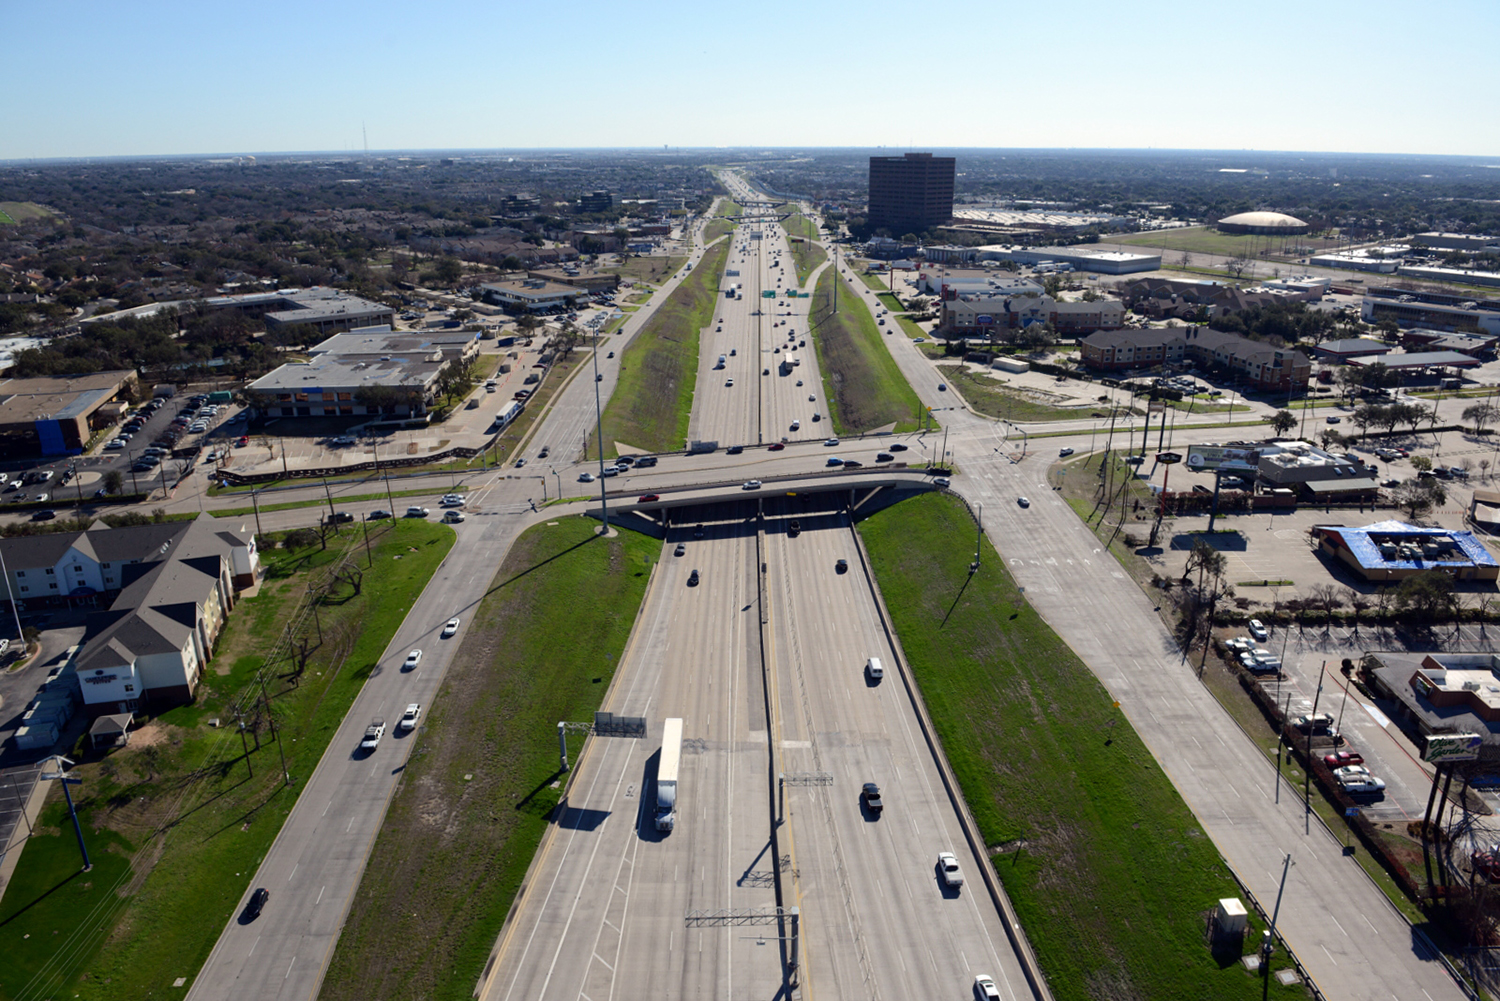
(824, 438), (839, 446)
(876, 452), (894, 462)
(860, 782), (883, 814)
(826, 456), (844, 466)
(937, 851), (964, 888)
(843, 459), (864, 468)
(1059, 447), (1075, 457)
(937, 383), (946, 392)
(403, 649), (423, 670)
(32, 509), (56, 521)
(726, 445), (743, 455)
(725, 378), (734, 387)
(687, 569), (700, 587)
(889, 442), (908, 452)
(638, 493), (660, 502)
(245, 887), (270, 920)
(360, 718), (386, 751)
(1248, 619), (1268, 641)
(768, 443), (785, 451)
(442, 618), (461, 638)
(974, 975), (1002, 1001)
(674, 543), (686, 557)
(1017, 496), (1030, 507)
(399, 703), (422, 731)
(1324, 750), (1365, 769)
(405, 507), (430, 518)
(579, 472), (596, 482)
(742, 480), (762, 490)
(835, 558), (848, 573)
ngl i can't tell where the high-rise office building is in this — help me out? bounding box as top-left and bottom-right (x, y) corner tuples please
(867, 152), (955, 234)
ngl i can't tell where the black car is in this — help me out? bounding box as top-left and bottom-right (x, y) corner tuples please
(726, 445), (743, 454)
(245, 887), (269, 920)
(835, 558), (848, 573)
(888, 443), (908, 452)
(876, 452), (894, 462)
(515, 458), (527, 467)
(788, 519), (801, 537)
(32, 509), (56, 521)
(687, 569), (700, 587)
(842, 459), (863, 469)
(861, 782), (883, 814)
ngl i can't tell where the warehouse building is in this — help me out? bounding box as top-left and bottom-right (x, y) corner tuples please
(976, 245), (1161, 274)
(206, 287), (395, 336)
(479, 278), (583, 313)
(1362, 288), (1500, 337)
(1312, 521), (1500, 584)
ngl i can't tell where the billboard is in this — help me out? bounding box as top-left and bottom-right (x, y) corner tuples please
(1186, 445), (1262, 474)
(1424, 733), (1483, 764)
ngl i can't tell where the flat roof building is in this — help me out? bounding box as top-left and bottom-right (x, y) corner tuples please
(1313, 520), (1500, 584)
(1396, 264), (1500, 289)
(1362, 288), (1500, 337)
(0, 370), (139, 457)
(206, 287), (395, 335)
(867, 153), (955, 234)
(1080, 326), (1311, 390)
(246, 327), (459, 420)
(1415, 233), (1500, 253)
(1313, 338), (1391, 362)
(479, 278), (584, 313)
(977, 245), (1161, 275)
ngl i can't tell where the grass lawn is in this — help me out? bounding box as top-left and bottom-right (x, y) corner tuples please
(320, 516), (657, 1001)
(780, 212), (818, 242)
(935, 364), (1093, 422)
(859, 493), (1303, 1000)
(716, 198), (742, 218)
(876, 292), (903, 312)
(604, 256), (685, 285)
(853, 268), (889, 291)
(591, 240), (729, 457)
(1101, 226), (1339, 259)
(704, 218), (733, 243)
(0, 521), (455, 1000)
(808, 268), (923, 434)
(0, 201), (58, 224)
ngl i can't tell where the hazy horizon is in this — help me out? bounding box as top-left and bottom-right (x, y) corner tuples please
(6, 0), (1497, 162)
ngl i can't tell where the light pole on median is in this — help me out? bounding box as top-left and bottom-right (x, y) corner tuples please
(592, 329), (610, 534)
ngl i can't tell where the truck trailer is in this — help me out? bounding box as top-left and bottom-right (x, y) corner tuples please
(656, 717), (684, 832)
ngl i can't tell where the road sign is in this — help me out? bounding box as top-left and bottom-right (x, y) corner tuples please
(1157, 452), (1183, 465)
(1344, 807), (1361, 818)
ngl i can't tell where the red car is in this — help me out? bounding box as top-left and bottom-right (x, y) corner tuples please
(1324, 750), (1364, 769)
(768, 443), (785, 451)
(235, 435), (250, 448)
(637, 494), (659, 503)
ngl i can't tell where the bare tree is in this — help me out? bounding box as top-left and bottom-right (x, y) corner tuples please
(1308, 583), (1343, 631)
(1346, 588), (1372, 633)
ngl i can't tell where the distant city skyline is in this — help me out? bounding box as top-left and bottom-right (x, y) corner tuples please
(5, 0), (1497, 161)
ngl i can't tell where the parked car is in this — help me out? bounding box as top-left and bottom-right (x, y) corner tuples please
(1248, 619), (1268, 641)
(1324, 750), (1365, 769)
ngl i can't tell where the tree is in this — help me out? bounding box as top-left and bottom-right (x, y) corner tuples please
(434, 256), (464, 286)
(1464, 401), (1499, 434)
(1394, 571), (1456, 619)
(103, 469), (124, 495)
(1307, 583), (1343, 631)
(1269, 409), (1297, 437)
(1393, 479), (1445, 520)
(1318, 428), (1346, 450)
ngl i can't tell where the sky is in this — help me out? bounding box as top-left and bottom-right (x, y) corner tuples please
(5, 0), (1498, 160)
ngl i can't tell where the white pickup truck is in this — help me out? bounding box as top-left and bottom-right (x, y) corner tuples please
(360, 718), (386, 751)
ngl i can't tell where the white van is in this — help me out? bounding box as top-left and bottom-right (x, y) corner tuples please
(866, 657), (884, 680)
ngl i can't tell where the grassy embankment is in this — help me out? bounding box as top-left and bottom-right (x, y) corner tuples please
(859, 492), (1303, 1000)
(591, 239), (730, 457)
(0, 521), (455, 1000)
(807, 268), (924, 434)
(782, 213), (828, 286)
(935, 364), (1094, 422)
(0, 202), (58, 225)
(604, 256), (686, 285)
(876, 291), (904, 312)
(321, 517), (657, 1001)
(852, 267), (889, 291)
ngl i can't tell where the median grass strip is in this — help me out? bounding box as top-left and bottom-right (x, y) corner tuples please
(320, 516), (657, 1001)
(0, 521), (455, 999)
(808, 268), (923, 434)
(592, 238), (729, 457)
(859, 492), (1302, 999)
(851, 266), (889, 291)
(785, 224), (827, 286)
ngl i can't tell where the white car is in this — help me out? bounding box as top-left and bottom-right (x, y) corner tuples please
(105, 439), (127, 450)
(440, 493), (465, 507)
(399, 703), (422, 731)
(824, 438), (839, 446)
(1248, 619), (1268, 641)
(360, 718), (386, 750)
(937, 851), (964, 888)
(405, 506), (430, 518)
(403, 649), (423, 670)
(974, 975), (1002, 1001)
(442, 617), (460, 638)
(1016, 495), (1029, 507)
(579, 472), (596, 482)
(743, 480), (762, 490)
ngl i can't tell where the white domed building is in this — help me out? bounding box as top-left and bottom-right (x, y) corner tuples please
(1216, 211), (1309, 235)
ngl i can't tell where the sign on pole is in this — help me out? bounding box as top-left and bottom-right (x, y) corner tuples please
(1186, 445), (1261, 474)
(1424, 733), (1483, 763)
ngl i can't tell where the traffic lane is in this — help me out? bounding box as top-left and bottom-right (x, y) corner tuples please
(770, 512), (1030, 1001)
(949, 441), (1468, 1000)
(190, 503), (532, 1001)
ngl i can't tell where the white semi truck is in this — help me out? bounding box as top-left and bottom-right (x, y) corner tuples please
(656, 717), (684, 832)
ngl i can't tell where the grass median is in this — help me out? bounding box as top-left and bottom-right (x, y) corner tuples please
(0, 520), (455, 1000)
(936, 363), (1095, 422)
(592, 239), (730, 457)
(320, 516), (657, 1001)
(859, 492), (1303, 1000)
(808, 268), (923, 434)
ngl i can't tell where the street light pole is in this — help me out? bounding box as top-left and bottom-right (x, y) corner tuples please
(592, 329), (610, 534)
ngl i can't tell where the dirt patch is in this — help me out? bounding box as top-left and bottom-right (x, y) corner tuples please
(127, 722), (173, 749)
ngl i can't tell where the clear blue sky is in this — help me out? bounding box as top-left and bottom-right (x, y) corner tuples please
(6, 0), (1497, 160)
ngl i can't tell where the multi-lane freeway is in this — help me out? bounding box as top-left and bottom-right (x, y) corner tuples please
(175, 176), (1471, 1001)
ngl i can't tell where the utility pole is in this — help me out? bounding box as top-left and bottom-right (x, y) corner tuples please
(40, 756), (90, 871)
(1262, 853), (1294, 970)
(322, 477), (336, 520)
(250, 489), (264, 540)
(592, 329), (610, 534)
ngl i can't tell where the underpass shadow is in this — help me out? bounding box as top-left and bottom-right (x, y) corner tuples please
(553, 805), (611, 831)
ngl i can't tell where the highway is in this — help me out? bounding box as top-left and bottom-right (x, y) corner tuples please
(180, 173), (1468, 1001)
